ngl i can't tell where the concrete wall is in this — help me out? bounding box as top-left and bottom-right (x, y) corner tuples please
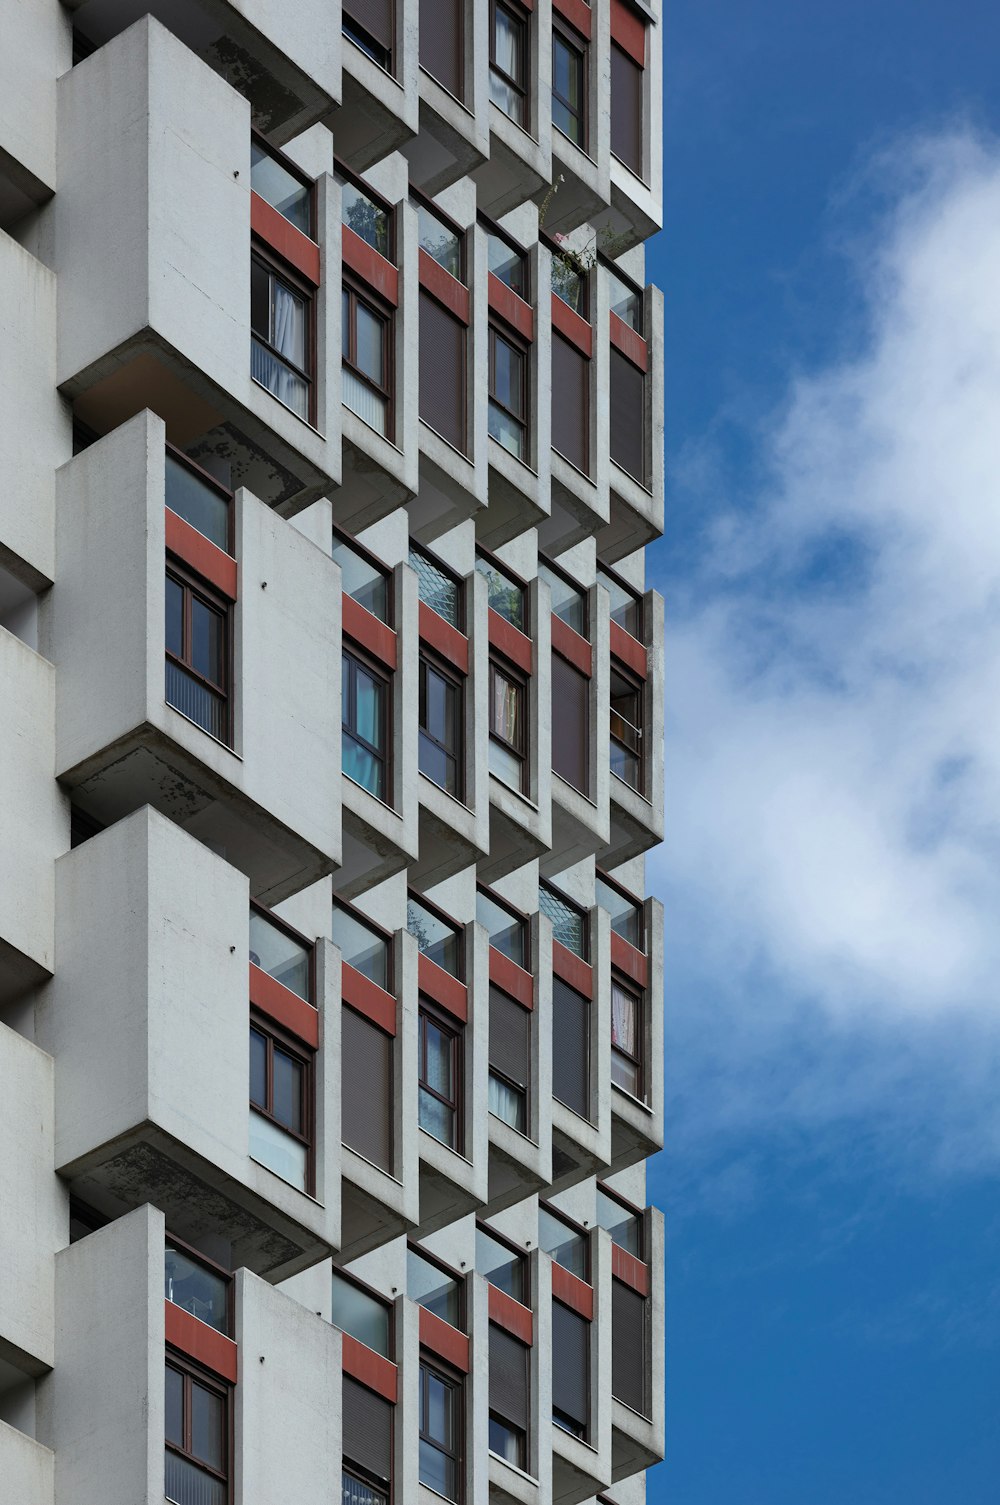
(0, 1419), (54, 1505)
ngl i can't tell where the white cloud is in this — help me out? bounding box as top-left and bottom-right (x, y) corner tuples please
(656, 128), (1000, 1182)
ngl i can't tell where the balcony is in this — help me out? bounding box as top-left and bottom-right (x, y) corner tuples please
(473, 6), (551, 219)
(598, 883), (665, 1171)
(333, 0), (419, 170)
(52, 20), (338, 514)
(595, 281), (665, 564)
(406, 0), (490, 195)
(603, 590), (664, 868)
(483, 920), (553, 1215)
(544, 574), (612, 873)
(542, 3), (613, 238)
(548, 1227), (614, 1504)
(544, 903), (613, 1192)
(608, 1206), (665, 1484)
(40, 808), (339, 1278)
(594, 0), (664, 254)
(53, 411), (340, 904)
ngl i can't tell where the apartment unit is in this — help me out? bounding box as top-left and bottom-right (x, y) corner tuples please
(0, 3), (664, 1504)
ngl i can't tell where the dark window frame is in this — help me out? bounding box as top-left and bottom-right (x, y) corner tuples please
(488, 321), (530, 463)
(489, 0), (530, 131)
(165, 1351), (232, 1503)
(488, 655), (529, 794)
(598, 561), (644, 641)
(546, 241), (590, 321)
(333, 523), (394, 627)
(601, 256), (646, 331)
(342, 1), (395, 75)
(165, 561), (232, 747)
(249, 1010), (315, 1195)
(336, 156), (397, 262)
(594, 867), (646, 952)
(407, 1241), (467, 1332)
(332, 894), (395, 993)
(342, 274), (395, 441)
(538, 552), (590, 641)
(411, 186), (468, 284)
(165, 441), (234, 555)
(342, 643), (392, 805)
(165, 1230), (235, 1338)
(480, 214), (530, 300)
(538, 1200), (591, 1284)
(552, 19), (587, 151)
(249, 897), (316, 1003)
(475, 1220), (529, 1305)
(250, 244), (316, 424)
(418, 999), (464, 1154)
(610, 662), (645, 793)
(419, 1356), (464, 1502)
(407, 888), (466, 978)
(475, 546), (530, 635)
(610, 972), (644, 1101)
(539, 880), (591, 963)
(409, 541), (467, 630)
(418, 650), (465, 802)
(331, 1263), (395, 1360)
(476, 883), (530, 967)
(597, 1182), (646, 1260)
(250, 128), (316, 240)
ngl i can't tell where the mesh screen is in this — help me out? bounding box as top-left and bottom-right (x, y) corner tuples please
(552, 1301), (589, 1428)
(489, 985), (530, 1088)
(343, 1375), (393, 1483)
(342, 1006), (393, 1171)
(611, 1280), (647, 1417)
(489, 1325), (529, 1430)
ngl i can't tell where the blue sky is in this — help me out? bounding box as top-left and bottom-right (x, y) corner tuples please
(644, 3), (1000, 1500)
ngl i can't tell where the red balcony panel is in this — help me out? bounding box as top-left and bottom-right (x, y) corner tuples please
(165, 1302), (238, 1383)
(488, 1284), (534, 1344)
(419, 249), (471, 324)
(554, 0), (592, 40)
(342, 962), (397, 1037)
(551, 1263), (594, 1320)
(609, 620), (647, 679)
(251, 192), (321, 286)
(610, 932), (648, 990)
(611, 0), (647, 66)
(550, 614), (593, 677)
(610, 311), (649, 373)
(342, 1333), (398, 1402)
(551, 293), (593, 358)
(419, 601), (469, 674)
(611, 1247), (650, 1297)
(488, 609), (533, 675)
(419, 1308), (470, 1371)
(342, 225), (399, 307)
(489, 947), (534, 1010)
(488, 273), (535, 344)
(552, 939), (593, 999)
(418, 952), (469, 1024)
(249, 964), (319, 1048)
(343, 594), (398, 671)
(165, 510), (238, 601)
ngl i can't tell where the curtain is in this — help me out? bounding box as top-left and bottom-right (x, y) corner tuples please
(493, 672), (520, 745)
(611, 982), (636, 1054)
(343, 367), (388, 436)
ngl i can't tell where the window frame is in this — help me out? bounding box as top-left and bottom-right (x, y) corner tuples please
(538, 552), (589, 640)
(598, 561), (644, 641)
(489, 0), (530, 130)
(249, 898), (316, 1002)
(412, 187), (468, 284)
(164, 1231), (234, 1338)
(409, 542), (466, 631)
(164, 561), (232, 747)
(596, 1182), (646, 1260)
(539, 880), (591, 962)
(250, 245), (315, 424)
(475, 546), (529, 635)
(342, 643), (392, 805)
(248, 1010), (315, 1195)
(333, 523), (394, 627)
(165, 441), (234, 556)
(552, 19), (587, 151)
(342, 1), (394, 75)
(332, 894), (395, 994)
(342, 274), (395, 441)
(538, 1200), (591, 1283)
(336, 157), (396, 262)
(480, 215), (530, 300)
(488, 321), (530, 464)
(165, 1351), (232, 1505)
(610, 662), (645, 793)
(407, 1241), (467, 1332)
(418, 651), (465, 802)
(594, 867), (646, 952)
(488, 655), (529, 795)
(610, 972), (643, 1101)
(331, 1264), (395, 1360)
(407, 889), (465, 979)
(475, 1221), (529, 1305)
(250, 128), (315, 240)
(418, 1357), (464, 1503)
(476, 883), (530, 968)
(418, 1000), (463, 1153)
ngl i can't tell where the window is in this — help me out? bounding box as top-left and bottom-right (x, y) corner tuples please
(340, 176), (392, 259)
(420, 0), (463, 99)
(419, 1004), (461, 1150)
(551, 977), (590, 1120)
(407, 895), (462, 976)
(550, 653), (589, 795)
(343, 1375), (392, 1505)
(489, 324), (528, 461)
(417, 201), (464, 280)
(486, 228), (528, 298)
(419, 291), (467, 453)
(331, 1271), (392, 1357)
(476, 554), (527, 633)
(610, 665), (643, 790)
(251, 253), (311, 420)
(610, 345), (646, 483)
(551, 332), (590, 476)
(476, 1226), (527, 1304)
(249, 1019), (312, 1191)
(489, 1326), (529, 1468)
(343, 281), (392, 438)
(343, 0), (393, 72)
(249, 905), (312, 1000)
(165, 1358), (229, 1505)
(164, 1240), (230, 1335)
(333, 530), (391, 624)
(607, 268), (643, 332)
(419, 1361), (462, 1501)
(597, 1187), (643, 1257)
(538, 1205), (588, 1280)
(477, 888), (527, 966)
(598, 565), (643, 638)
(165, 566), (229, 744)
(551, 1301), (589, 1439)
(342, 1005), (393, 1172)
(410, 546), (463, 628)
(611, 41), (643, 176)
(251, 136), (313, 236)
(408, 1246), (463, 1327)
(551, 254), (587, 317)
(165, 449), (230, 553)
(552, 24), (586, 148)
(490, 0), (528, 127)
(332, 902), (391, 990)
(538, 560), (587, 637)
(595, 874), (644, 950)
(343, 648), (389, 801)
(612, 1278), (648, 1417)
(489, 658), (527, 793)
(489, 985), (529, 1133)
(611, 977), (642, 1097)
(419, 655), (463, 797)
(539, 883), (588, 958)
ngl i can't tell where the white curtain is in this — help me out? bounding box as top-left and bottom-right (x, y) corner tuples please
(611, 982), (636, 1054)
(343, 366), (388, 436)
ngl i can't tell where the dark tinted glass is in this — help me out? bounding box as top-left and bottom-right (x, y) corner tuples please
(552, 30), (584, 145)
(272, 1045), (303, 1133)
(551, 255), (586, 315)
(476, 555), (526, 632)
(165, 454), (229, 551)
(250, 141), (312, 236)
(165, 575), (183, 657)
(191, 596), (224, 686)
(341, 180), (391, 258)
(331, 1271), (391, 1356)
(419, 292), (466, 454)
(165, 1244), (229, 1334)
(165, 1364), (184, 1447)
(191, 1380), (225, 1470)
(249, 909), (311, 999)
(417, 203), (462, 280)
(249, 1027), (267, 1107)
(419, 661), (461, 796)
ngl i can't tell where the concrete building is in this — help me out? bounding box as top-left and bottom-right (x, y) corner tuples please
(0, 2), (664, 1503)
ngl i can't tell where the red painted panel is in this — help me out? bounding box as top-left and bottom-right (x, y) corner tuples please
(612, 1248), (650, 1296)
(488, 610), (533, 675)
(249, 964), (319, 1048)
(489, 948), (534, 1011)
(552, 940), (593, 1000)
(419, 1308), (471, 1371)
(165, 510), (237, 601)
(610, 932), (649, 990)
(342, 225), (399, 307)
(550, 614), (593, 677)
(342, 963), (397, 1037)
(554, 0), (592, 40)
(165, 1302), (238, 1383)
(551, 293), (593, 358)
(418, 953), (468, 1024)
(419, 601), (470, 674)
(342, 1333), (398, 1402)
(488, 1284), (535, 1344)
(609, 620), (648, 678)
(488, 273), (535, 343)
(610, 311), (649, 372)
(418, 249), (471, 324)
(251, 192), (321, 286)
(611, 0), (647, 66)
(342, 594), (398, 671)
(551, 1263), (594, 1320)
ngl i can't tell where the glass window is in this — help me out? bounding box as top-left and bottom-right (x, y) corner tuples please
(598, 566), (642, 638)
(610, 979), (642, 1097)
(486, 230), (528, 298)
(164, 1243), (229, 1334)
(165, 569), (229, 744)
(408, 1248), (462, 1327)
(552, 27), (585, 147)
(251, 255), (310, 419)
(249, 1023), (310, 1191)
(341, 178), (392, 258)
(419, 1363), (460, 1501)
(343, 650), (389, 802)
(539, 883), (588, 959)
(595, 875), (644, 950)
(417, 202), (463, 280)
(332, 903), (390, 990)
(538, 1206), (588, 1280)
(407, 896), (462, 976)
(249, 908), (311, 1000)
(489, 1071), (526, 1134)
(409, 547), (462, 628)
(490, 0), (527, 127)
(342, 2), (392, 72)
(610, 666), (643, 790)
(596, 1188), (643, 1257)
(165, 1360), (228, 1505)
(489, 1413), (525, 1468)
(551, 254), (587, 317)
(607, 268), (643, 332)
(489, 326), (528, 461)
(251, 139), (312, 236)
(537, 561), (587, 637)
(419, 657), (463, 797)
(343, 283), (391, 438)
(331, 1271), (391, 1356)
(550, 651), (590, 794)
(611, 40), (643, 176)
(489, 660), (527, 792)
(476, 555), (526, 633)
(419, 1007), (460, 1149)
(476, 1227), (526, 1303)
(343, 1471), (388, 1505)
(165, 452), (230, 552)
(477, 890), (527, 967)
(333, 534), (390, 623)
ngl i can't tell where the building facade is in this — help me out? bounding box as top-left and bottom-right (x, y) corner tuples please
(0, 2), (664, 1503)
